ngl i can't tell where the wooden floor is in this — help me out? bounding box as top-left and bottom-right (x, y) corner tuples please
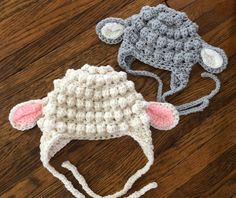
(0, 0), (235, 197)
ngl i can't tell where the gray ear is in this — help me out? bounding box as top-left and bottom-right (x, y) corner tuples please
(199, 42), (228, 73)
(96, 17), (126, 44)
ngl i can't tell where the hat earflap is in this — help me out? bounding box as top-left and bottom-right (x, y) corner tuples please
(9, 100), (43, 131)
(96, 17), (126, 44)
(146, 102), (179, 130)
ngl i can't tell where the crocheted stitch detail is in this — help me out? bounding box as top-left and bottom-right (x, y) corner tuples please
(9, 100), (43, 131)
(37, 65), (150, 141)
(96, 4), (228, 115)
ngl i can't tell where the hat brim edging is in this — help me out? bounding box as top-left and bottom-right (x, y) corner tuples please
(39, 130), (156, 198)
(40, 134), (72, 164)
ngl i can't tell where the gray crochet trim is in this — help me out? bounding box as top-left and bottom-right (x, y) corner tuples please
(96, 17), (127, 44)
(199, 42), (228, 74)
(126, 69), (163, 102)
(96, 4), (228, 115)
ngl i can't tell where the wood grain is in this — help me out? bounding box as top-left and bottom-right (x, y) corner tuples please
(0, 0), (235, 197)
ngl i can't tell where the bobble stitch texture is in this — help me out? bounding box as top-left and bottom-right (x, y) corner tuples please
(41, 65), (152, 139)
(10, 65), (161, 198)
(96, 4), (228, 114)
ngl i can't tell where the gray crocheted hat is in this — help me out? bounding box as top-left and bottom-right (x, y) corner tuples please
(96, 4), (228, 115)
(9, 65), (181, 198)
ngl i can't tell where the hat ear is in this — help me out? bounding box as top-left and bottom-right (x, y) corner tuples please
(9, 100), (43, 131)
(96, 17), (126, 44)
(146, 102), (179, 130)
(199, 43), (228, 74)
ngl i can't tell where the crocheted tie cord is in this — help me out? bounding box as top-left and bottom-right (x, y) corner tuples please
(96, 4), (228, 115)
(9, 65), (180, 198)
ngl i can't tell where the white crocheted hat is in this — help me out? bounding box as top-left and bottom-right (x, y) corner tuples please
(9, 64), (179, 198)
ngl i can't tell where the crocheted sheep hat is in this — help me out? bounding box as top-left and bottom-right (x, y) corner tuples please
(96, 4), (228, 115)
(9, 64), (179, 198)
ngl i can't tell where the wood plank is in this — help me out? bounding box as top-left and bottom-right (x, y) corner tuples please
(0, 0), (100, 60)
(168, 147), (236, 197)
(150, 98), (235, 197)
(205, 171), (236, 198)
(0, 0), (165, 80)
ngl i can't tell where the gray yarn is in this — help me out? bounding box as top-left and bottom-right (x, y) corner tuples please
(176, 73), (221, 115)
(96, 4), (228, 115)
(125, 69), (164, 102)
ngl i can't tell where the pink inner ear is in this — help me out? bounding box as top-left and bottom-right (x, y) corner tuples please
(13, 103), (43, 125)
(146, 103), (175, 130)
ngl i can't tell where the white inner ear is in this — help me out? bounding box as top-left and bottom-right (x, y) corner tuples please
(201, 48), (223, 69)
(101, 22), (124, 40)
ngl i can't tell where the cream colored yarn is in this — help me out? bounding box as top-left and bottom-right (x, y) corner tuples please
(33, 64), (156, 198)
(38, 64), (150, 141)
